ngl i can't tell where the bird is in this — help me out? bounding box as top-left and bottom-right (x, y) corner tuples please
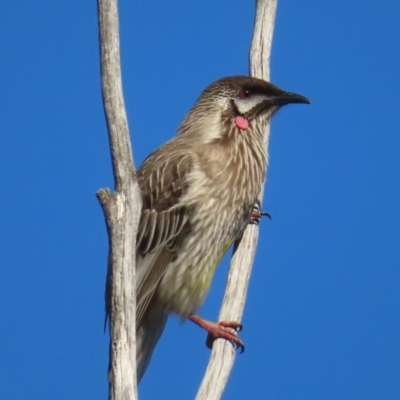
(128, 75), (309, 382)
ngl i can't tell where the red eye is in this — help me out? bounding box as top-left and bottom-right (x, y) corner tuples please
(239, 89), (252, 99)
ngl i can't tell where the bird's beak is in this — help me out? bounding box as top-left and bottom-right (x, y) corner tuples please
(274, 91), (311, 105)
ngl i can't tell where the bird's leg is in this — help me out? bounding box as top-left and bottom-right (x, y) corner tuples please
(249, 200), (271, 225)
(189, 314), (244, 353)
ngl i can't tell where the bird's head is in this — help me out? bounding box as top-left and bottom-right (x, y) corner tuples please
(177, 75), (310, 143)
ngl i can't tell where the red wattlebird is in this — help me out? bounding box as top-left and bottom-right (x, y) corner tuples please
(106, 76), (310, 382)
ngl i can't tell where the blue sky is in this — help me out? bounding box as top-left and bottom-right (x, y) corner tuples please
(1, 1), (399, 399)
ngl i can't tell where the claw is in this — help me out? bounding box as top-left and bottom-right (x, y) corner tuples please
(250, 202), (271, 225)
(189, 314), (245, 353)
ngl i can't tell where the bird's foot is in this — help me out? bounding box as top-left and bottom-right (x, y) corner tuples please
(250, 201), (271, 225)
(189, 314), (244, 353)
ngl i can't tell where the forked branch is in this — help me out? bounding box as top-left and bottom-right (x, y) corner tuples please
(97, 0), (141, 399)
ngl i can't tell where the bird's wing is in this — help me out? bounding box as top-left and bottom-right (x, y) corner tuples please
(136, 147), (193, 325)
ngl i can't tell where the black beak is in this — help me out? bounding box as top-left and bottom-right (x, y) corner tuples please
(274, 91), (311, 106)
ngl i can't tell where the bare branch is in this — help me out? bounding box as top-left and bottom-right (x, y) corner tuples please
(195, 1), (277, 399)
(97, 0), (141, 399)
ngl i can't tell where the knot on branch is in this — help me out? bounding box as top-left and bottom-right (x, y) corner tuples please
(97, 188), (114, 207)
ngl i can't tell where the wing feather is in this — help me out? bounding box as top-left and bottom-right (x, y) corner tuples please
(136, 249), (173, 324)
(135, 143), (193, 325)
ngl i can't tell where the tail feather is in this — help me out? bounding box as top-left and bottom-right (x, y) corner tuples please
(136, 299), (168, 383)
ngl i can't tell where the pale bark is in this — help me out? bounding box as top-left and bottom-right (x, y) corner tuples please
(96, 0), (277, 398)
(96, 0), (140, 399)
(195, 1), (277, 399)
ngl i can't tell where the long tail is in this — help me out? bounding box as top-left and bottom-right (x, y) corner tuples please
(136, 299), (168, 383)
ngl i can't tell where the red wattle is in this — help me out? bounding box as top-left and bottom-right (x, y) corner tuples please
(234, 116), (249, 130)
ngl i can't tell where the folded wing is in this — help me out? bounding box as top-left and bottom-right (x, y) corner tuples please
(136, 146), (193, 325)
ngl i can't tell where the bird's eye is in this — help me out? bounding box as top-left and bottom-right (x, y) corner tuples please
(239, 90), (252, 99)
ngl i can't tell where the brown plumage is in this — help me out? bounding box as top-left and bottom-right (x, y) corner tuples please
(126, 76), (309, 381)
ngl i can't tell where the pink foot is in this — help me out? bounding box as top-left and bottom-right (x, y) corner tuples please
(189, 314), (245, 353)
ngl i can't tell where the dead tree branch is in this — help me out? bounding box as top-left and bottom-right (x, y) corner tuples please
(195, 1), (277, 399)
(96, 0), (141, 399)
